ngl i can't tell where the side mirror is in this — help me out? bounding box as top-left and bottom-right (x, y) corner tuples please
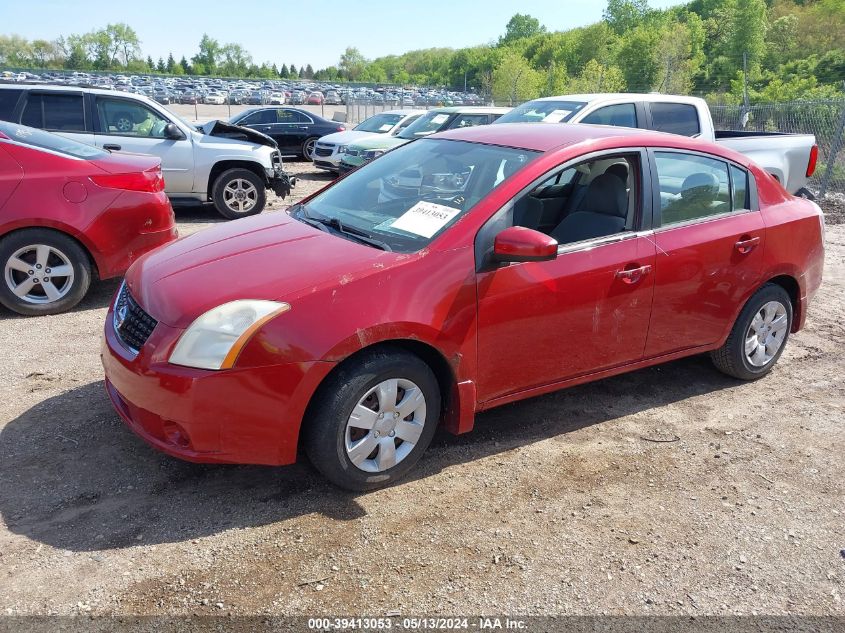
(164, 122), (184, 140)
(493, 226), (558, 263)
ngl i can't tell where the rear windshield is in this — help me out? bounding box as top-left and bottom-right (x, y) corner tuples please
(0, 121), (106, 159)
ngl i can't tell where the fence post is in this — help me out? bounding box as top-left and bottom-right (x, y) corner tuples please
(819, 97), (845, 199)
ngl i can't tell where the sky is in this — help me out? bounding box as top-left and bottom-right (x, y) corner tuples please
(3, 0), (688, 69)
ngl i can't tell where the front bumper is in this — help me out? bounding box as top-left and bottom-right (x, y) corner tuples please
(101, 302), (334, 466)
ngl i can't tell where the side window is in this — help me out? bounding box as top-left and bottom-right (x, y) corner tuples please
(655, 152), (731, 226)
(396, 115), (420, 130)
(650, 103), (700, 137)
(277, 110), (310, 124)
(0, 89), (23, 122)
(581, 104), (638, 128)
(239, 110), (273, 125)
(510, 154), (640, 244)
(449, 114), (489, 129)
(42, 94), (86, 131)
(97, 98), (169, 138)
(730, 165), (749, 211)
(21, 96), (42, 128)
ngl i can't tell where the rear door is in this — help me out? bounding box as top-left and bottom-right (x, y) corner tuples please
(92, 95), (194, 193)
(18, 91), (90, 145)
(644, 149), (765, 358)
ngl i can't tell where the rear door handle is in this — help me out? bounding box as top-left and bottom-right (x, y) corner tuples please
(616, 264), (652, 284)
(103, 144), (121, 151)
(735, 235), (761, 254)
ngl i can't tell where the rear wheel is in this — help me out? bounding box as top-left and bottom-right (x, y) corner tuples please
(211, 168), (266, 220)
(0, 229), (91, 316)
(302, 137), (319, 161)
(711, 284), (793, 380)
(303, 347), (441, 491)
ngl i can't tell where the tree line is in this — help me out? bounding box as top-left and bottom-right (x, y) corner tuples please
(1, 0), (843, 104)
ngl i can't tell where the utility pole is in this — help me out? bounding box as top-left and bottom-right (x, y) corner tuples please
(740, 51), (750, 128)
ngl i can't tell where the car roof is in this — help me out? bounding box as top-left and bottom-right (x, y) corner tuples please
(428, 106), (511, 114)
(528, 93), (705, 105)
(433, 122), (673, 153)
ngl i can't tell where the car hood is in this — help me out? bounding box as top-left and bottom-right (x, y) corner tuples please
(349, 135), (409, 151)
(318, 130), (385, 145)
(198, 120), (277, 148)
(127, 212), (396, 329)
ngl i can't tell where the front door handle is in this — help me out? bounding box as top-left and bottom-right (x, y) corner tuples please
(103, 144), (121, 151)
(616, 264), (652, 284)
(735, 235), (761, 254)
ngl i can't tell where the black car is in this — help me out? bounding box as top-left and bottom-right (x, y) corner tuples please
(228, 107), (345, 159)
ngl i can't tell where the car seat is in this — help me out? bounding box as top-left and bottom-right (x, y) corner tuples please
(550, 173), (628, 243)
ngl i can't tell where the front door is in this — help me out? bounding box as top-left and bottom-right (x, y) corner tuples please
(92, 96), (194, 193)
(475, 150), (656, 403)
(644, 150), (766, 357)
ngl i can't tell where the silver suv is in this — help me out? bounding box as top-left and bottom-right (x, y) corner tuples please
(0, 84), (295, 219)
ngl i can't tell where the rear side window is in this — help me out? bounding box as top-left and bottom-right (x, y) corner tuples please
(731, 165), (749, 211)
(448, 114), (489, 129)
(0, 89), (22, 121)
(21, 93), (85, 131)
(650, 103), (700, 137)
(581, 103), (638, 128)
(655, 151), (731, 225)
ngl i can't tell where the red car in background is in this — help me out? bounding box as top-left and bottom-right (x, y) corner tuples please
(102, 123), (825, 490)
(0, 121), (177, 316)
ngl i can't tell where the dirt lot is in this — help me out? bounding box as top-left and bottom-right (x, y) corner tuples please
(0, 162), (843, 617)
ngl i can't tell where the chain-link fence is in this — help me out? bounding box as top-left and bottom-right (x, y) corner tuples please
(709, 100), (845, 198)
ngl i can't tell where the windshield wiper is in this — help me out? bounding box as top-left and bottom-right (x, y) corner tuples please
(296, 206), (392, 252)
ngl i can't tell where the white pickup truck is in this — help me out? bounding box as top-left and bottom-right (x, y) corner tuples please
(495, 93), (818, 196)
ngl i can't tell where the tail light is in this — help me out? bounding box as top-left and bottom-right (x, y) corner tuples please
(90, 166), (165, 193)
(336, 126), (346, 132)
(806, 144), (818, 178)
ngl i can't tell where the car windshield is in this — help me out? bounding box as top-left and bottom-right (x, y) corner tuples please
(496, 100), (586, 124)
(295, 139), (538, 252)
(396, 111), (453, 140)
(354, 113), (404, 133)
(0, 121), (106, 159)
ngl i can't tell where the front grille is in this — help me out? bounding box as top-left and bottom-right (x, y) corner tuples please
(314, 146), (334, 157)
(113, 282), (157, 353)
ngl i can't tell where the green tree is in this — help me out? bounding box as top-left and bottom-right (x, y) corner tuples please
(178, 55), (191, 74)
(146, 55), (155, 70)
(492, 50), (542, 105)
(616, 24), (660, 91)
(305, 63), (314, 79)
(728, 0), (767, 78)
(603, 0), (651, 35)
(280, 63), (289, 78)
(499, 14), (546, 45)
(106, 23), (140, 66)
(156, 57), (166, 73)
(289, 63), (298, 77)
(192, 34), (220, 74)
(166, 52), (175, 73)
(339, 46), (366, 80)
(568, 59), (626, 93)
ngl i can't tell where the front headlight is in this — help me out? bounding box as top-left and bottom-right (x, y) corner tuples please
(364, 149), (385, 160)
(169, 300), (290, 370)
(336, 145), (347, 154)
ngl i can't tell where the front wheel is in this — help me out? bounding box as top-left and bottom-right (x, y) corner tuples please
(0, 229), (92, 316)
(711, 284), (793, 380)
(211, 168), (266, 220)
(303, 347), (441, 491)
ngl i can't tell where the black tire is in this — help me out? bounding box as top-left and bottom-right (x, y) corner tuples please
(710, 283), (793, 380)
(302, 137), (319, 161)
(796, 187), (816, 200)
(0, 229), (92, 316)
(111, 111), (135, 133)
(211, 168), (266, 220)
(303, 347), (441, 491)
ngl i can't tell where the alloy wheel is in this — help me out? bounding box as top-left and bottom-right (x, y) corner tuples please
(4, 244), (74, 305)
(222, 179), (258, 214)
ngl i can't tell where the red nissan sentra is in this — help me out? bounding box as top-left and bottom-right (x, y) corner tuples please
(101, 123), (825, 490)
(0, 121), (177, 316)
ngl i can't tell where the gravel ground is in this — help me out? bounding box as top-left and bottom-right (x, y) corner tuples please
(0, 162), (843, 617)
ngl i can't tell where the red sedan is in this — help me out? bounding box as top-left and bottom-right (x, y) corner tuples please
(0, 121), (177, 316)
(102, 123), (825, 490)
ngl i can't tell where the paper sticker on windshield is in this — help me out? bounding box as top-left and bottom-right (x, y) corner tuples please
(543, 109), (571, 123)
(390, 201), (461, 238)
(431, 114), (449, 125)
(379, 124), (393, 131)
